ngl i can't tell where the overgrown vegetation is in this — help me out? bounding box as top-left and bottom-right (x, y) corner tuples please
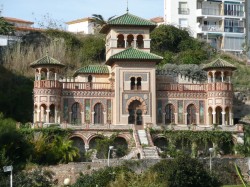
(72, 154), (222, 187)
(151, 129), (234, 158)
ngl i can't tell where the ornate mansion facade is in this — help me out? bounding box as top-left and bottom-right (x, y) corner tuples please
(30, 13), (238, 154)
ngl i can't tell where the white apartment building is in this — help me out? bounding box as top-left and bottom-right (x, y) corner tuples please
(66, 17), (95, 34)
(164, 0), (247, 55)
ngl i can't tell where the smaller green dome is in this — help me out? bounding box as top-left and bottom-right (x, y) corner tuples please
(30, 53), (65, 68)
(202, 58), (236, 71)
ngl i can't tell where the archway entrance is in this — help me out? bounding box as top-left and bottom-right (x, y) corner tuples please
(128, 100), (143, 127)
(187, 104), (196, 125)
(215, 106), (222, 125)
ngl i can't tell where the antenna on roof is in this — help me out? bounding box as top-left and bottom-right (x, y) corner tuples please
(126, 0), (129, 13)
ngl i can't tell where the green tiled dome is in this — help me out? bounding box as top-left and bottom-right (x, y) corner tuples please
(30, 54), (65, 68)
(106, 47), (163, 65)
(74, 65), (110, 76)
(202, 58), (236, 71)
(100, 12), (156, 33)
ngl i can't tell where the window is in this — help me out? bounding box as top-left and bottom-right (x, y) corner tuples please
(130, 77), (135, 90)
(224, 3), (244, 17)
(117, 34), (125, 48)
(127, 34), (134, 48)
(72, 102), (81, 124)
(178, 2), (189, 15)
(137, 77), (141, 90)
(179, 18), (188, 28)
(165, 104), (175, 124)
(136, 35), (144, 48)
(94, 103), (104, 124)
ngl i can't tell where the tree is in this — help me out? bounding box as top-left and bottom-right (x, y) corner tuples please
(91, 14), (116, 27)
(0, 17), (14, 35)
(150, 154), (221, 187)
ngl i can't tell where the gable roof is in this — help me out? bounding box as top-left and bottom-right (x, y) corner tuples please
(202, 58), (236, 71)
(74, 65), (110, 76)
(106, 47), (163, 65)
(30, 54), (65, 68)
(4, 17), (34, 24)
(100, 12), (156, 33)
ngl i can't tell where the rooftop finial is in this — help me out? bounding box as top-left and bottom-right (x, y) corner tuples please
(126, 0), (129, 12)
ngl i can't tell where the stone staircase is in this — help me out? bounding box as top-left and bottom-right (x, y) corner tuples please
(137, 129), (149, 145)
(137, 129), (160, 159)
(142, 146), (160, 159)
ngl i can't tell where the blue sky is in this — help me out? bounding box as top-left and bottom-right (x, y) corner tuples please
(0, 0), (163, 28)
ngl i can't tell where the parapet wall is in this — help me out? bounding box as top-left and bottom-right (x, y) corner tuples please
(45, 157), (250, 186)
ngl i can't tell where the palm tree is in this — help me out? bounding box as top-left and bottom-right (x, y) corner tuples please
(91, 14), (116, 33)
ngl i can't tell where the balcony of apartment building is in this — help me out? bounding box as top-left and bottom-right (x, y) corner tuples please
(224, 19), (245, 34)
(224, 3), (245, 18)
(196, 1), (222, 18)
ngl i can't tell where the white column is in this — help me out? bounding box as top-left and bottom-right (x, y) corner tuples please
(184, 113), (187, 124)
(133, 39), (136, 48)
(212, 112), (216, 124)
(55, 73), (57, 80)
(46, 110), (50, 123)
(162, 113), (166, 124)
(91, 112), (95, 124)
(196, 113), (199, 125)
(103, 112), (107, 124)
(55, 110), (58, 123)
(36, 110), (40, 122)
(81, 112), (85, 124)
(174, 113), (178, 124)
(229, 112), (233, 125)
(212, 71), (216, 83)
(47, 70), (50, 80)
(221, 112), (226, 126)
(69, 112), (72, 124)
(221, 71), (224, 82)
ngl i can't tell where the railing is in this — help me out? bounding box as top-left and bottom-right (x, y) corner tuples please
(202, 8), (221, 16)
(224, 10), (244, 17)
(34, 80), (62, 88)
(207, 82), (232, 91)
(178, 8), (190, 15)
(202, 25), (223, 32)
(157, 83), (232, 91)
(224, 27), (244, 33)
(157, 83), (206, 91)
(62, 82), (112, 90)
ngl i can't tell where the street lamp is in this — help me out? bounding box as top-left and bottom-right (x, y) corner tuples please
(209, 148), (214, 172)
(108, 145), (114, 167)
(3, 165), (13, 187)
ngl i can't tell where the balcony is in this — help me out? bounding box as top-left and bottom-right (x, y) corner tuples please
(201, 25), (223, 32)
(157, 83), (206, 91)
(62, 82), (112, 90)
(197, 8), (221, 17)
(34, 80), (62, 89)
(224, 10), (244, 17)
(224, 27), (244, 33)
(178, 8), (190, 15)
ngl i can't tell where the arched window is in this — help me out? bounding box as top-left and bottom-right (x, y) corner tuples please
(117, 34), (125, 48)
(137, 77), (141, 90)
(187, 104), (196, 125)
(128, 100), (142, 125)
(127, 34), (134, 48)
(94, 103), (104, 124)
(136, 35), (144, 48)
(72, 102), (81, 124)
(130, 77), (135, 90)
(165, 104), (175, 124)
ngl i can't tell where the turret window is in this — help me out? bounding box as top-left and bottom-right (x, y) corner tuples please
(117, 34), (125, 48)
(130, 77), (135, 90)
(127, 34), (134, 48)
(136, 35), (144, 48)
